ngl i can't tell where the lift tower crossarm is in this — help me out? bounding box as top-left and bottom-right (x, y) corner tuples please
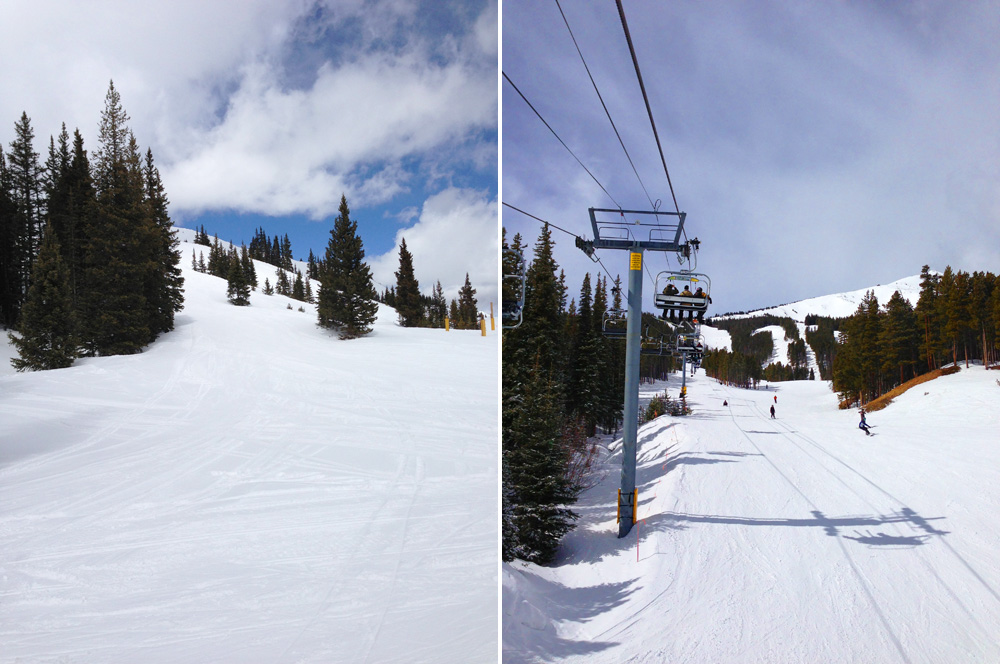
(589, 208), (686, 252)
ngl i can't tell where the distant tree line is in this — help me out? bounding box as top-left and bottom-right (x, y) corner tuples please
(703, 314), (816, 384)
(195, 216), (479, 333)
(832, 265), (1000, 406)
(804, 315), (843, 380)
(2, 82), (183, 370)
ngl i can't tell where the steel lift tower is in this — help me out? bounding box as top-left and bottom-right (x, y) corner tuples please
(578, 207), (690, 538)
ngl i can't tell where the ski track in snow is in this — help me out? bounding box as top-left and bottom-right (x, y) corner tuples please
(503, 366), (1000, 664)
(1, 233), (498, 664)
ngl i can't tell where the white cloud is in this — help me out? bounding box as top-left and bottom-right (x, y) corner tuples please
(370, 187), (499, 308)
(161, 48), (496, 218)
(0, 0), (498, 220)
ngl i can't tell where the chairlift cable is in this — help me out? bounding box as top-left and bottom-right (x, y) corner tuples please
(554, 0), (655, 211)
(503, 71), (623, 210)
(615, 0), (680, 216)
(503, 202), (618, 286)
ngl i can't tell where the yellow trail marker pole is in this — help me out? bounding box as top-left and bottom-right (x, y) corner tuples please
(445, 317), (450, 331)
(481, 317), (486, 336)
(490, 302), (495, 331)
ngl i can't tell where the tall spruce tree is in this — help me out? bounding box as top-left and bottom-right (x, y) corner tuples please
(8, 226), (79, 370)
(502, 224), (582, 563)
(57, 130), (95, 308)
(879, 290), (919, 385)
(226, 256), (251, 305)
(316, 194), (378, 339)
(6, 112), (46, 325)
(568, 273), (603, 435)
(142, 148), (184, 336)
(457, 273), (479, 329)
(915, 265), (942, 370)
(394, 237), (423, 327)
(429, 280), (447, 328)
(80, 84), (153, 355)
(0, 148), (21, 328)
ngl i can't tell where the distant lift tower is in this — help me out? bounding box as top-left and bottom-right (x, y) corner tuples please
(578, 207), (689, 538)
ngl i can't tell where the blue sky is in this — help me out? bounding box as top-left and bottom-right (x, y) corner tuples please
(0, 0), (498, 306)
(502, 1), (1000, 315)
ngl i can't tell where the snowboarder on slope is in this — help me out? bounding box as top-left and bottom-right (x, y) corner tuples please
(859, 409), (872, 436)
(770, 404), (776, 419)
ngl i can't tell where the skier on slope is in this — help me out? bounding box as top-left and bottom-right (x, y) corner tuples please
(859, 409), (872, 436)
(770, 404), (776, 419)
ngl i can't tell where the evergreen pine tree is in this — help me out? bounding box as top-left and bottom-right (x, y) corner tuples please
(0, 148), (23, 328)
(79, 86), (152, 356)
(394, 237), (423, 326)
(262, 277), (274, 296)
(505, 224), (565, 375)
(240, 244), (257, 290)
(568, 273), (602, 435)
(429, 280), (447, 328)
(307, 249), (319, 281)
(292, 269), (306, 301)
(448, 298), (459, 326)
(276, 267), (290, 296)
(915, 265), (942, 371)
(226, 255), (251, 305)
(60, 130), (95, 308)
(8, 227), (79, 370)
(879, 290), (919, 385)
(316, 194), (378, 339)
(142, 148), (184, 337)
(457, 273), (479, 330)
(6, 112), (46, 324)
(502, 353), (579, 564)
(281, 234), (293, 270)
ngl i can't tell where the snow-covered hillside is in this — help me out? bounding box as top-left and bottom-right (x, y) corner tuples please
(504, 365), (1000, 663)
(1, 234), (498, 663)
(721, 273), (924, 322)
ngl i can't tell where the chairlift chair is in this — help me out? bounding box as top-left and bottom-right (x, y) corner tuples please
(675, 331), (706, 359)
(654, 271), (712, 321)
(502, 251), (526, 330)
(640, 329), (666, 355)
(601, 309), (628, 338)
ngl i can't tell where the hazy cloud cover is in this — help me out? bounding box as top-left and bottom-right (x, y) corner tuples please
(0, 0), (498, 306)
(502, 1), (1000, 315)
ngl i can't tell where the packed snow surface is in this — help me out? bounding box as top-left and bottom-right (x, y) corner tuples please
(1, 237), (498, 663)
(503, 365), (1000, 663)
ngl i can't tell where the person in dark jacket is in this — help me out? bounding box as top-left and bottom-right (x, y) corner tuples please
(770, 404), (776, 419)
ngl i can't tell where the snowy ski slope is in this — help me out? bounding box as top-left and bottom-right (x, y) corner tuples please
(1, 235), (498, 663)
(504, 365), (1000, 663)
(720, 274), (924, 322)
